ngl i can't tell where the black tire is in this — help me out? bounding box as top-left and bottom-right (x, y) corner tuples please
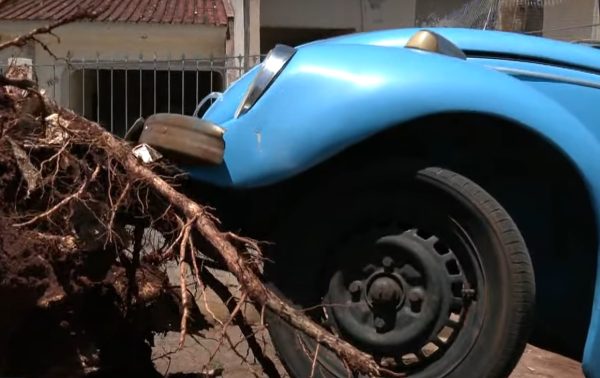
(266, 165), (535, 378)
(138, 113), (225, 165)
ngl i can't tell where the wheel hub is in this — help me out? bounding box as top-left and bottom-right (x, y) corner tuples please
(326, 228), (472, 361)
(367, 275), (404, 308)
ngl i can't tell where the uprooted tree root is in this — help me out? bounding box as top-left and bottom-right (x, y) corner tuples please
(0, 22), (400, 378)
(0, 88), (275, 376)
(0, 80), (199, 377)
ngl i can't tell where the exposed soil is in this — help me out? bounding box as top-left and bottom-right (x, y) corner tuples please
(0, 213), (180, 377)
(0, 72), (192, 378)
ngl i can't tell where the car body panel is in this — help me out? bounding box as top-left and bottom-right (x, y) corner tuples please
(197, 43), (600, 189)
(315, 27), (600, 73)
(204, 69), (259, 124)
(470, 57), (600, 136)
(195, 29), (600, 376)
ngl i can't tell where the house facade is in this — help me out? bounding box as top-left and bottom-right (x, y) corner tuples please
(0, 0), (260, 134)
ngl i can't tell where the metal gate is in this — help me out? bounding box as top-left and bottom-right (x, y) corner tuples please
(2, 55), (261, 136)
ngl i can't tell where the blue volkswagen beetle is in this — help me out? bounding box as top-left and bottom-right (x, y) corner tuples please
(136, 28), (600, 377)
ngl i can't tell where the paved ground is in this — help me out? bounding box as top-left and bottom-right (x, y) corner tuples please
(512, 346), (583, 378)
(153, 332), (583, 378)
(153, 268), (584, 377)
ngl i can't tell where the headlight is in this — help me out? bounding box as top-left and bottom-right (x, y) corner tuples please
(235, 44), (296, 117)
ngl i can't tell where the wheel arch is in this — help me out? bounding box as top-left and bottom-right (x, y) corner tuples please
(200, 110), (600, 369)
(253, 111), (599, 360)
(198, 43), (600, 194)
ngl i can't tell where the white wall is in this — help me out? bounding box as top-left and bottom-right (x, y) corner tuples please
(362, 0), (416, 30)
(0, 21), (228, 103)
(230, 0), (261, 82)
(0, 21), (227, 61)
(231, 0), (249, 57)
(543, 0), (600, 40)
(260, 0), (416, 31)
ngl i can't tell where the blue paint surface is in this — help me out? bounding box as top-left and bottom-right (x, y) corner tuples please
(315, 27), (600, 73)
(198, 28), (600, 376)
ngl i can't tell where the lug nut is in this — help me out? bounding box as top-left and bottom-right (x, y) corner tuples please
(374, 317), (386, 330)
(382, 256), (394, 271)
(408, 288), (424, 302)
(380, 357), (397, 369)
(349, 280), (362, 294)
(462, 288), (476, 300)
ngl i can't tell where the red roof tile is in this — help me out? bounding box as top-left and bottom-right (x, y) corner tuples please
(0, 0), (232, 26)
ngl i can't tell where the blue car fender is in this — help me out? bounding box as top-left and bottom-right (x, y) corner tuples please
(197, 42), (600, 375)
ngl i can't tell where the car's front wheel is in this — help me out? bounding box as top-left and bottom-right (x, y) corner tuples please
(266, 165), (535, 378)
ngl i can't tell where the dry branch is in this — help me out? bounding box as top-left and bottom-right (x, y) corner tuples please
(202, 268), (281, 378)
(14, 165), (100, 227)
(69, 109), (393, 377)
(0, 11), (96, 52)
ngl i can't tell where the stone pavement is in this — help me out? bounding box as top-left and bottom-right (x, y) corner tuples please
(153, 267), (583, 378)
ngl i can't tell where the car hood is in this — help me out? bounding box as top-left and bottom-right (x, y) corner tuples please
(205, 27), (600, 126)
(311, 28), (600, 74)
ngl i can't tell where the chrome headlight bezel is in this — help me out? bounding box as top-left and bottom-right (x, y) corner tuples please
(235, 44), (297, 118)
